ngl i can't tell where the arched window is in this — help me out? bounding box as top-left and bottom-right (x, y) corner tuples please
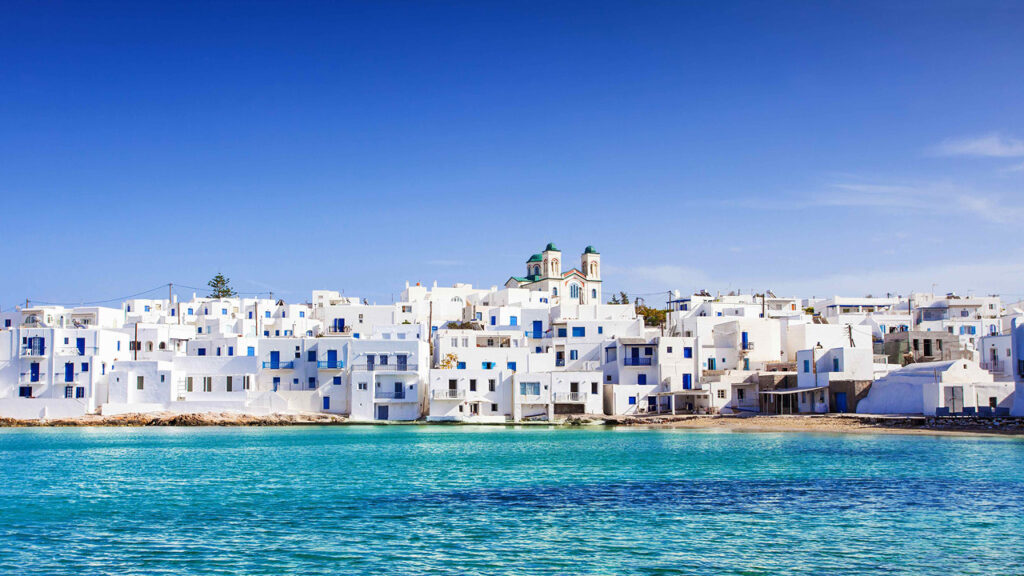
(570, 284), (580, 299)
(553, 287), (558, 296)
(590, 263), (597, 276)
(146, 341), (153, 352)
(159, 342), (166, 350)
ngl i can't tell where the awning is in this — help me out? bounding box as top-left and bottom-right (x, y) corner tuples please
(758, 386), (828, 395)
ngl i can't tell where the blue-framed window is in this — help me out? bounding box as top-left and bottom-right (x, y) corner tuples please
(638, 374), (647, 385)
(557, 328), (567, 337)
(803, 360), (811, 373)
(684, 347), (693, 358)
(572, 327), (585, 337)
(81, 363), (89, 372)
(482, 362), (495, 369)
(570, 350), (578, 360)
(507, 362), (517, 371)
(308, 377), (316, 389)
(628, 396), (636, 405)
(598, 326), (603, 334)
(247, 346), (255, 356)
(333, 376), (342, 385)
(457, 362), (466, 370)
(197, 348), (206, 356)
(491, 316), (497, 326)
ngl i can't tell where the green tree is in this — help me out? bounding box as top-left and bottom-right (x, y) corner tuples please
(207, 273), (236, 298)
(636, 304), (666, 327)
(609, 294), (620, 304)
(619, 291), (630, 304)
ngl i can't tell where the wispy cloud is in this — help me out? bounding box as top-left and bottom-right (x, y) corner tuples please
(810, 180), (1022, 225)
(930, 133), (1024, 157)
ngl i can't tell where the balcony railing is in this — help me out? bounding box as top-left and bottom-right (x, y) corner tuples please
(554, 392), (588, 403)
(431, 389), (465, 400)
(261, 361), (295, 369)
(524, 331), (546, 339)
(317, 361), (345, 369)
(375, 390), (407, 400)
(624, 357), (652, 366)
(352, 363), (417, 372)
(981, 360), (1005, 372)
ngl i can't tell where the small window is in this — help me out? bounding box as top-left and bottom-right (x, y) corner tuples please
(591, 382), (598, 394)
(628, 396), (636, 405)
(488, 379), (496, 392)
(81, 363), (89, 372)
(491, 403), (498, 412)
(333, 376), (341, 385)
(226, 376), (233, 392)
(570, 350), (578, 360)
(203, 377), (212, 392)
(666, 347), (673, 354)
(717, 390), (726, 399)
(137, 376), (144, 390)
(75, 387), (85, 398)
(507, 362), (516, 371)
(470, 379), (477, 392)
(187, 377), (194, 392)
(572, 327), (585, 337)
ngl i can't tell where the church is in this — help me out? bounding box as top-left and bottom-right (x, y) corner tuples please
(505, 243), (602, 304)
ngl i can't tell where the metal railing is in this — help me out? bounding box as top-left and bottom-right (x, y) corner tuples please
(431, 389), (465, 400)
(261, 361), (295, 369)
(376, 390), (408, 400)
(981, 360), (1005, 372)
(554, 392), (588, 403)
(316, 361), (345, 369)
(624, 357), (652, 366)
(351, 363), (417, 372)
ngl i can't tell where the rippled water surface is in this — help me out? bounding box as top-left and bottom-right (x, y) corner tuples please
(1, 426), (1022, 575)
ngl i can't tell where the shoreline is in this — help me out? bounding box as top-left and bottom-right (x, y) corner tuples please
(1, 412), (1022, 437)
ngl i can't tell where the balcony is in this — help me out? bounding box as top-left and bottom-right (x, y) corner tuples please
(554, 392), (588, 403)
(981, 360), (1005, 373)
(326, 326), (353, 335)
(317, 361), (346, 369)
(524, 331), (546, 339)
(261, 361), (295, 369)
(20, 348), (46, 357)
(352, 362), (417, 372)
(375, 390), (412, 401)
(431, 389), (465, 400)
(623, 357), (652, 366)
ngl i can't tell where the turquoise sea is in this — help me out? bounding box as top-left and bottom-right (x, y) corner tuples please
(1, 426), (1022, 575)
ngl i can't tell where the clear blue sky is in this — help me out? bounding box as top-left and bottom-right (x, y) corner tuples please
(2, 1), (1023, 307)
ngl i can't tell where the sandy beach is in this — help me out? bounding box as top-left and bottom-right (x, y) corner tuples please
(0, 412), (1021, 436)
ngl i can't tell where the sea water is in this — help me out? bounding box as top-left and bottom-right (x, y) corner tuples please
(1, 426), (1022, 575)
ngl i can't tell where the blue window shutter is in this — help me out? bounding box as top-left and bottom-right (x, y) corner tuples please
(507, 362), (516, 371)
(638, 374), (647, 385)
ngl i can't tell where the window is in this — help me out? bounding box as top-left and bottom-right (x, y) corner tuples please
(358, 382), (368, 390)
(160, 374), (165, 382)
(717, 390), (726, 399)
(187, 377), (194, 392)
(737, 389), (745, 400)
(803, 360), (810, 373)
(667, 347), (673, 354)
(491, 316), (497, 326)
(598, 326), (603, 334)
(222, 308), (227, 315)
(137, 376), (144, 390)
(572, 327), (585, 337)
(247, 347), (255, 356)
(570, 284), (580, 299)
(307, 351), (316, 362)
(75, 387), (85, 398)
(333, 376), (341, 385)
(557, 328), (567, 337)
(570, 350), (578, 360)
(226, 376), (233, 392)
(65, 386), (74, 398)
(187, 308), (194, 315)
(216, 347), (222, 357)
(489, 379), (496, 392)
(519, 381), (540, 396)
(491, 403), (498, 412)
(638, 374), (647, 385)
(299, 311), (305, 318)
(482, 362), (495, 369)
(228, 346), (234, 356)
(591, 382), (598, 394)
(244, 376), (251, 390)
(510, 316), (518, 326)
(591, 289), (597, 298)
(197, 348), (206, 356)
(469, 379), (477, 392)
(308, 377), (316, 389)
(457, 362), (466, 370)
(644, 347), (653, 356)
(203, 377), (212, 392)
(248, 311), (253, 319)
(628, 396), (636, 405)
(832, 358), (840, 371)
(451, 338), (458, 347)
(507, 362), (516, 371)
(81, 363), (89, 372)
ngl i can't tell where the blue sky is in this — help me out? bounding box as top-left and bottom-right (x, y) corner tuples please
(2, 1), (1023, 307)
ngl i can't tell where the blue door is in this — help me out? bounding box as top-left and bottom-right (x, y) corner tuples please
(76, 338), (86, 356)
(682, 373), (692, 390)
(269, 351), (280, 369)
(532, 320), (542, 338)
(741, 331), (749, 350)
(65, 362), (74, 383)
(322, 396), (330, 410)
(327, 349), (338, 368)
(835, 392), (848, 413)
(376, 405), (389, 420)
(397, 355), (407, 371)
(30, 363), (40, 382)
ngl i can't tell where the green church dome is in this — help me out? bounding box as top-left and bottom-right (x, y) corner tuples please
(544, 242), (559, 252)
(584, 245), (599, 254)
